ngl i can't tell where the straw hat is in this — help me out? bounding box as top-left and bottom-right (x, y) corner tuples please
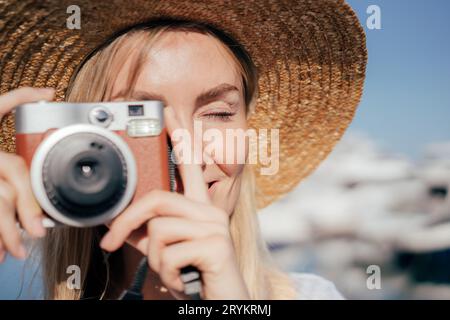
(0, 0), (367, 208)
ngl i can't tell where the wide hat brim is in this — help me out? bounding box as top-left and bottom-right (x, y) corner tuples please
(0, 0), (367, 209)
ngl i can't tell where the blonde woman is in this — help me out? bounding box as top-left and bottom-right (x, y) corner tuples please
(0, 0), (367, 299)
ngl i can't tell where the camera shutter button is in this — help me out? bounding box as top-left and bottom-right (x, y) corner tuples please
(95, 110), (108, 122)
(89, 107), (113, 127)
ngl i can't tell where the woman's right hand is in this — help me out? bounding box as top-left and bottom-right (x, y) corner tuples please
(0, 87), (55, 262)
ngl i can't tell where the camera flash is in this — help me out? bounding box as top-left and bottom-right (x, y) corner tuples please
(127, 118), (161, 137)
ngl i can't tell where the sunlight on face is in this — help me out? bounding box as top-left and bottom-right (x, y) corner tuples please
(111, 31), (248, 215)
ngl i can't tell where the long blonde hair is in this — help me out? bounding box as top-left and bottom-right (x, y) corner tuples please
(41, 21), (295, 300)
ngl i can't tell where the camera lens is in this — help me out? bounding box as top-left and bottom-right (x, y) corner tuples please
(42, 132), (128, 218)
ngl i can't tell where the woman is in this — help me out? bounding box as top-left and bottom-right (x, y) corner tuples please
(0, 0), (367, 299)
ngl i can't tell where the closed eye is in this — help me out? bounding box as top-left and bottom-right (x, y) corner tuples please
(203, 111), (236, 121)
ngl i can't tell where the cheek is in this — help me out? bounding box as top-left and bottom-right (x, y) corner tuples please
(202, 121), (249, 165)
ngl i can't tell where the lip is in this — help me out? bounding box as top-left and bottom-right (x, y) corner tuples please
(207, 181), (218, 195)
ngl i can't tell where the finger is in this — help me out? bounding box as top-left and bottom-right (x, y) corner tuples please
(0, 198), (27, 259)
(0, 179), (16, 207)
(100, 190), (226, 251)
(0, 239), (5, 263)
(123, 224), (149, 254)
(158, 237), (229, 295)
(158, 240), (203, 293)
(0, 87), (55, 120)
(158, 236), (239, 299)
(164, 106), (210, 204)
(0, 154), (46, 238)
(146, 217), (227, 273)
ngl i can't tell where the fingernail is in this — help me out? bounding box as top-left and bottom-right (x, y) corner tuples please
(100, 233), (113, 249)
(18, 245), (27, 260)
(33, 217), (46, 237)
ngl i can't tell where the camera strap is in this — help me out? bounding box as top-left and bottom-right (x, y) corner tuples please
(117, 256), (148, 300)
(118, 142), (202, 300)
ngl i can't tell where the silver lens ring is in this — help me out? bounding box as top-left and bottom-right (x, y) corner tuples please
(30, 124), (137, 227)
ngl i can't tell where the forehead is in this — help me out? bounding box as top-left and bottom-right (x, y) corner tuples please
(113, 30), (242, 96)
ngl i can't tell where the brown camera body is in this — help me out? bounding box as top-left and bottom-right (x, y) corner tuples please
(15, 100), (170, 227)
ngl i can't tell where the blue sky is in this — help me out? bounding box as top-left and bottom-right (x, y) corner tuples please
(345, 0), (450, 159)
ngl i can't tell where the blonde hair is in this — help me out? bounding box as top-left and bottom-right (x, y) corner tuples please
(41, 21), (295, 300)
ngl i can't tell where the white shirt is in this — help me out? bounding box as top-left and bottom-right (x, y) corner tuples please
(290, 273), (344, 300)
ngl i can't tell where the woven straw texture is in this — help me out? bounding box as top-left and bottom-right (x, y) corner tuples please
(0, 0), (367, 208)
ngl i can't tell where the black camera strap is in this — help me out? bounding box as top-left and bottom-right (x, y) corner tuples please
(117, 256), (148, 300)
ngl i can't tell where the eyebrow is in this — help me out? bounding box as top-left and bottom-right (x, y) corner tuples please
(111, 90), (166, 104)
(112, 83), (239, 108)
(194, 83), (239, 107)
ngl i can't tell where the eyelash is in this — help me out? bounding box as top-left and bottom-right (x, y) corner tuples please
(203, 111), (236, 121)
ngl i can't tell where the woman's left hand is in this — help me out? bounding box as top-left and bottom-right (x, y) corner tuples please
(100, 106), (250, 300)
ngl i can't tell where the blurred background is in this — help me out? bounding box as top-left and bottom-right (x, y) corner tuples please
(260, 0), (450, 299)
(1, 0), (450, 299)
